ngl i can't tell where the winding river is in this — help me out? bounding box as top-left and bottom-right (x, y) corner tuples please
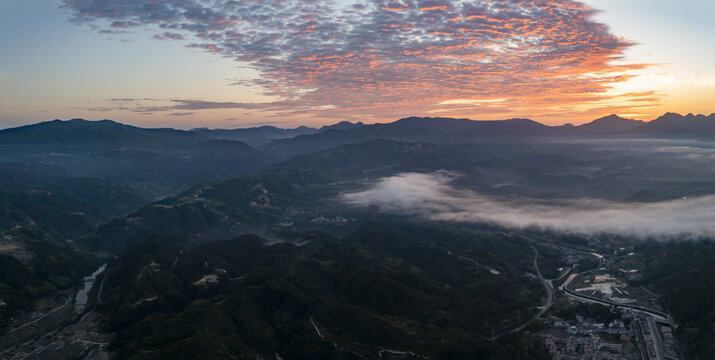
(74, 263), (107, 313)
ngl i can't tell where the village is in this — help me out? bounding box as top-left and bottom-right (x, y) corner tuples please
(535, 243), (682, 360)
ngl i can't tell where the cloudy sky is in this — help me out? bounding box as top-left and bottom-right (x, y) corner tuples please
(1, 0), (713, 129)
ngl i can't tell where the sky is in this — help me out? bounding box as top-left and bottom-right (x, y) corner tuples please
(0, 0), (713, 129)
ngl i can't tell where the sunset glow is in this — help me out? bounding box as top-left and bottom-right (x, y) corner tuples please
(1, 0), (713, 128)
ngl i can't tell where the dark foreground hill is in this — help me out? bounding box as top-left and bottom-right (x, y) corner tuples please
(638, 240), (715, 360)
(0, 163), (140, 326)
(98, 223), (550, 360)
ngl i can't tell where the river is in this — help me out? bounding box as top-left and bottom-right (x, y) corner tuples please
(74, 263), (107, 313)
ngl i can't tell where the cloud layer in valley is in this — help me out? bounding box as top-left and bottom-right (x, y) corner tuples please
(342, 171), (715, 237)
(62, 0), (653, 121)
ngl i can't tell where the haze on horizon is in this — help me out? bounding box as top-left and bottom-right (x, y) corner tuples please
(1, 0), (713, 129)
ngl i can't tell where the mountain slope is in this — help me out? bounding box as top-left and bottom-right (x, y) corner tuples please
(0, 163), (147, 238)
(192, 125), (318, 147)
(263, 117), (558, 157)
(638, 112), (715, 136)
(0, 163), (140, 327)
(98, 224), (549, 360)
(0, 119), (278, 196)
(575, 114), (644, 134)
(0, 119), (201, 149)
(319, 121), (365, 131)
(263, 113), (715, 158)
(639, 240), (715, 360)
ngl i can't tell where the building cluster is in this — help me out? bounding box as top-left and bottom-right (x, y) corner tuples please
(543, 315), (632, 360)
(544, 334), (624, 360)
(573, 274), (634, 303)
(544, 248), (680, 360)
(637, 317), (660, 360)
(549, 315), (628, 338)
(0, 233), (33, 263)
(605, 320), (629, 337)
(618, 268), (642, 281)
(310, 214), (350, 224)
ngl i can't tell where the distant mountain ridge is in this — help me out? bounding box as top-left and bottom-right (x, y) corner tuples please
(191, 125), (318, 147)
(259, 112), (715, 156)
(639, 112), (715, 134)
(3, 112), (714, 161)
(3, 112), (713, 159)
(0, 118), (277, 197)
(0, 118), (201, 146)
(191, 121), (367, 147)
(575, 114), (644, 134)
(319, 120), (365, 131)
(5, 113), (714, 138)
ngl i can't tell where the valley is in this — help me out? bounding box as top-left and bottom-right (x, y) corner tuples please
(0, 115), (713, 360)
(4, 0), (713, 358)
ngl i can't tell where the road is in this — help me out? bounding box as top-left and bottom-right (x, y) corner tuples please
(1, 265), (113, 359)
(562, 287), (669, 320)
(16, 341), (60, 360)
(530, 245), (553, 319)
(553, 244), (669, 320)
(309, 316), (427, 359)
(378, 349), (429, 359)
(7, 298), (69, 334)
(96, 267), (109, 304)
(497, 244), (552, 338)
(512, 245), (552, 329)
(648, 316), (665, 360)
(451, 251), (500, 275)
(309, 317), (324, 339)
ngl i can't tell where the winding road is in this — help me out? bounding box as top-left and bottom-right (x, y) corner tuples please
(530, 245), (553, 318)
(451, 251), (500, 275)
(495, 244), (553, 339)
(7, 298), (69, 334)
(561, 287), (669, 320)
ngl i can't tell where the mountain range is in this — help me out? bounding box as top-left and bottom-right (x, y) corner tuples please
(199, 113), (715, 156)
(1, 112), (713, 196)
(0, 112), (712, 194)
(0, 119), (277, 197)
(4, 112), (714, 150)
(1, 112), (714, 359)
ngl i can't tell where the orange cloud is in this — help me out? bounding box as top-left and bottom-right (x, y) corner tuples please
(64, 0), (658, 124)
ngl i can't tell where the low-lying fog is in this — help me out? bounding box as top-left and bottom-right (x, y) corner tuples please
(342, 171), (715, 238)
